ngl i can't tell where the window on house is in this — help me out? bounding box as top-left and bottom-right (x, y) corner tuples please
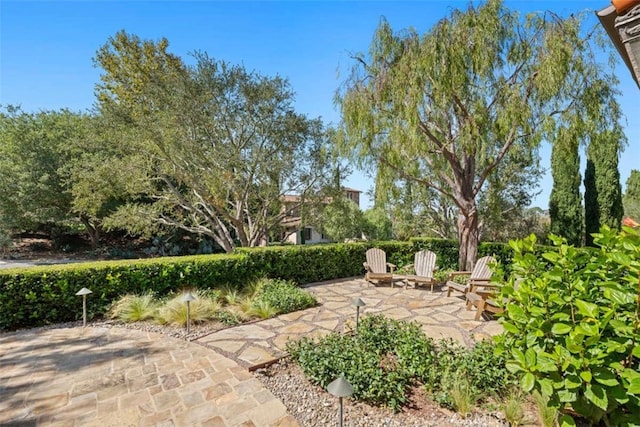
(303, 228), (312, 241)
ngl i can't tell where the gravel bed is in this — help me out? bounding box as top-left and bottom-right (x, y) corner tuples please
(255, 358), (511, 427)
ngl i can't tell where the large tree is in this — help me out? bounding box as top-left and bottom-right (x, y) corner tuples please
(0, 106), (89, 244)
(94, 31), (336, 252)
(584, 129), (624, 246)
(337, 0), (621, 269)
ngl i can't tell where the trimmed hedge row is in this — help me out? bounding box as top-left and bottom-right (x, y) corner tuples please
(0, 238), (515, 331)
(0, 254), (254, 330)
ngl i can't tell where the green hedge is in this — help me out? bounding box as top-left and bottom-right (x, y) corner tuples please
(0, 254), (253, 330)
(0, 237), (520, 331)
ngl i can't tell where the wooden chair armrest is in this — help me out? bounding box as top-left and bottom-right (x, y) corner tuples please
(448, 271), (471, 281)
(474, 289), (496, 299)
(363, 262), (372, 272)
(387, 263), (396, 273)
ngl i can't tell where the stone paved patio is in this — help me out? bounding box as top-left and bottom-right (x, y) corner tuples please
(0, 277), (502, 426)
(196, 277), (503, 368)
(0, 327), (296, 426)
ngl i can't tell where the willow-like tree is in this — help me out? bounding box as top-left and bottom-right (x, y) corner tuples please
(337, 0), (620, 269)
(584, 128), (624, 246)
(94, 31), (336, 252)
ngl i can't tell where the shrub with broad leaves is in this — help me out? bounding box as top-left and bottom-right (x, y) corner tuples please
(495, 228), (640, 426)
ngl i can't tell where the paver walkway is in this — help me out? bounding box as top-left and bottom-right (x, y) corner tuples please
(0, 327), (296, 426)
(0, 277), (502, 426)
(196, 277), (503, 368)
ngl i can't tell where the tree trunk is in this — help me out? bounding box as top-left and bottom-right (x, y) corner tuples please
(80, 215), (101, 250)
(457, 204), (479, 271)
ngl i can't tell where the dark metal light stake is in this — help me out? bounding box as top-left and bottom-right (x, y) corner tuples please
(183, 293), (196, 340)
(353, 297), (366, 331)
(75, 288), (92, 327)
(327, 376), (354, 427)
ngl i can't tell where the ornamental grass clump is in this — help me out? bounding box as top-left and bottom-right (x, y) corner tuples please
(109, 292), (159, 322)
(155, 290), (221, 326)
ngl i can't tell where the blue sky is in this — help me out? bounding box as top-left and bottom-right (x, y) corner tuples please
(1, 0), (638, 210)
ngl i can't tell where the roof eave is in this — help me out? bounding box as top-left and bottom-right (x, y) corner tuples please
(597, 4), (640, 88)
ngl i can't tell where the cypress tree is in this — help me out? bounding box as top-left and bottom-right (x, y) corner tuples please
(584, 130), (623, 246)
(623, 170), (640, 221)
(549, 130), (583, 246)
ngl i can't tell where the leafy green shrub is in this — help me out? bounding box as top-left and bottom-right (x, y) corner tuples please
(108, 293), (159, 322)
(288, 315), (435, 411)
(495, 229), (640, 426)
(253, 279), (316, 314)
(288, 315), (513, 414)
(423, 339), (514, 409)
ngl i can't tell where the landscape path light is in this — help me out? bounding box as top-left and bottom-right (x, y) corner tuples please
(353, 297), (366, 331)
(183, 292), (196, 339)
(75, 287), (92, 327)
(327, 375), (354, 427)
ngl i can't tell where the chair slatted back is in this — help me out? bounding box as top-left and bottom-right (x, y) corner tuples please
(414, 250), (436, 278)
(470, 256), (495, 281)
(365, 248), (388, 274)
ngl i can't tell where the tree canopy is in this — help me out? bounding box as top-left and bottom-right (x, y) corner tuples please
(337, 0), (623, 268)
(93, 31), (337, 252)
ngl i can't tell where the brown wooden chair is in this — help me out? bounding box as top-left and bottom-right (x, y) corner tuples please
(404, 250), (438, 291)
(466, 286), (503, 320)
(363, 248), (395, 286)
(445, 256), (495, 297)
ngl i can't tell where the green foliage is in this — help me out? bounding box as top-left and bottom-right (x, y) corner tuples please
(549, 134), (583, 246)
(362, 207), (393, 241)
(108, 292), (159, 322)
(425, 339), (515, 408)
(0, 106), (90, 243)
(623, 170), (640, 221)
(288, 315), (514, 413)
(337, 1), (620, 269)
(288, 315), (436, 412)
(252, 279), (316, 314)
(318, 197), (365, 242)
(94, 31), (337, 252)
(502, 389), (526, 427)
(495, 231), (640, 425)
(0, 237), (535, 330)
(449, 376), (477, 417)
(245, 299), (279, 320)
(584, 129), (624, 246)
(0, 253), (254, 330)
(533, 390), (559, 427)
(236, 242), (377, 283)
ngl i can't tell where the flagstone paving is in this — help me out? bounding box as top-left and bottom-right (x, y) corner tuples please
(196, 277), (503, 368)
(0, 277), (501, 426)
(0, 327), (296, 426)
